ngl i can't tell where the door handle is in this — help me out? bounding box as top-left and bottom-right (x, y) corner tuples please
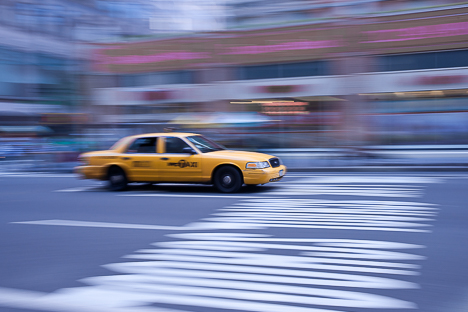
(122, 157), (131, 160)
(160, 157), (169, 161)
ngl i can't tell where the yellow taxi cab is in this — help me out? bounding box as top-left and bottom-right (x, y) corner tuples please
(75, 132), (286, 193)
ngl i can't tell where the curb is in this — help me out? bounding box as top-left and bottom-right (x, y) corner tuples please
(15, 165), (468, 174)
(286, 166), (468, 172)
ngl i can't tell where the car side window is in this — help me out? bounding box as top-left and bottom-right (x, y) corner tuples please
(165, 137), (191, 153)
(126, 137), (157, 153)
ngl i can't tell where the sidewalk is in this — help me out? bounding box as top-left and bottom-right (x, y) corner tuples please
(261, 145), (468, 172)
(1, 145), (467, 173)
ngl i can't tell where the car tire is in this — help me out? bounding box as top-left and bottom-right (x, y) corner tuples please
(108, 166), (127, 191)
(214, 166), (242, 193)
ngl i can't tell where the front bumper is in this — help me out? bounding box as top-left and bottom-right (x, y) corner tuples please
(243, 165), (287, 185)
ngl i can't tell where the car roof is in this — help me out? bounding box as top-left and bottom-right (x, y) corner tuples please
(131, 132), (200, 139)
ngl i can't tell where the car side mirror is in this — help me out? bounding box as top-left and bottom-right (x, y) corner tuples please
(182, 147), (197, 155)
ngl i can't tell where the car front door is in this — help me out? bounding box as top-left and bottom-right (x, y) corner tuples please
(157, 136), (202, 182)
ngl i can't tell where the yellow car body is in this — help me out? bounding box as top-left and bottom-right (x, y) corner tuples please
(75, 132), (286, 192)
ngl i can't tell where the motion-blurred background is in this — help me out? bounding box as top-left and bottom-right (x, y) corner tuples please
(1, 0), (468, 170)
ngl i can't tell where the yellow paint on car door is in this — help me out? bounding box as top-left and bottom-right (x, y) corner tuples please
(156, 136), (203, 182)
(122, 137), (159, 181)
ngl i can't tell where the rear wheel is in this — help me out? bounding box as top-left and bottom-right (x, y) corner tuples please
(108, 166), (127, 191)
(214, 166), (242, 193)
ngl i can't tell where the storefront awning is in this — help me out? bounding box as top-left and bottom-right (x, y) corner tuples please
(0, 125), (53, 134)
(170, 112), (273, 128)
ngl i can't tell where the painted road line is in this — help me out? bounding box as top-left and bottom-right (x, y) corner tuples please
(81, 274), (416, 309)
(118, 194), (276, 199)
(285, 176), (443, 184)
(202, 198), (437, 233)
(54, 186), (104, 192)
(11, 219), (187, 230)
(0, 173), (76, 178)
(6, 179), (439, 312)
(0, 287), (190, 312)
(268, 186), (422, 197)
(10, 219), (263, 231)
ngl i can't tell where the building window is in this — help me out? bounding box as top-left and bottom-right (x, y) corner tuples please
(120, 70), (194, 87)
(237, 60), (329, 80)
(378, 49), (468, 72)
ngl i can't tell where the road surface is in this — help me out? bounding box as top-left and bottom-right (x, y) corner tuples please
(1, 171), (467, 312)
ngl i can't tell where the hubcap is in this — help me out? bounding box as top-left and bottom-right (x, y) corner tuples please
(222, 174), (232, 186)
(111, 174), (123, 183)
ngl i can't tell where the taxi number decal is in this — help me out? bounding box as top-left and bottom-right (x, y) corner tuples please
(132, 161), (151, 168)
(168, 160), (198, 168)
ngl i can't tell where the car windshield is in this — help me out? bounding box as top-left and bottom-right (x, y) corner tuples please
(186, 135), (225, 153)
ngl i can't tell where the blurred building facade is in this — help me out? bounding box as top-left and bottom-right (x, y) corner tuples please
(2, 0), (468, 150)
(0, 0), (153, 139)
(224, 0), (466, 29)
(150, 0), (227, 33)
(87, 1), (468, 148)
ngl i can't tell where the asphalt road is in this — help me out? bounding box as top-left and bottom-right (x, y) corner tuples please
(1, 171), (468, 312)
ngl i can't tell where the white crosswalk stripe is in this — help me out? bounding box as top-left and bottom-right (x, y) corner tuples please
(4, 174), (443, 312)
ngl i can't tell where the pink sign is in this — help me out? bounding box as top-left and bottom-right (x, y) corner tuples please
(404, 75), (468, 86)
(362, 21), (468, 43)
(222, 40), (343, 55)
(95, 51), (211, 65)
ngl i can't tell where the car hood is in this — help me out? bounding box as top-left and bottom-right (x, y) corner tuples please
(205, 150), (275, 162)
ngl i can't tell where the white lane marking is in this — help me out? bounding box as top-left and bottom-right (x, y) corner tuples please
(155, 239), (425, 254)
(93, 234), (424, 310)
(11, 220), (188, 230)
(283, 183), (420, 187)
(0, 287), (192, 312)
(269, 185), (422, 197)
(278, 175), (445, 198)
(49, 175), (442, 198)
(289, 176), (442, 184)
(214, 211), (434, 222)
(81, 274), (415, 309)
(118, 186), (421, 198)
(203, 217), (432, 230)
(144, 246), (425, 262)
(169, 232), (422, 242)
(54, 186), (103, 192)
(10, 219), (263, 231)
(41, 287), (348, 312)
(4, 177), (441, 312)
(0, 287), (189, 312)
(0, 173), (76, 178)
(119, 194), (274, 199)
(124, 251), (420, 276)
(196, 198), (437, 232)
(189, 222), (430, 232)
(105, 261), (418, 289)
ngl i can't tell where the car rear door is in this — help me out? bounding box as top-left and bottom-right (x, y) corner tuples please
(121, 136), (159, 182)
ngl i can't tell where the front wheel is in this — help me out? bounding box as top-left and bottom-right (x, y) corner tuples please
(214, 166), (242, 193)
(108, 166), (127, 191)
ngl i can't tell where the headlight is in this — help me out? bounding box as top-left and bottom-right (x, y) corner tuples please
(246, 161), (270, 169)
